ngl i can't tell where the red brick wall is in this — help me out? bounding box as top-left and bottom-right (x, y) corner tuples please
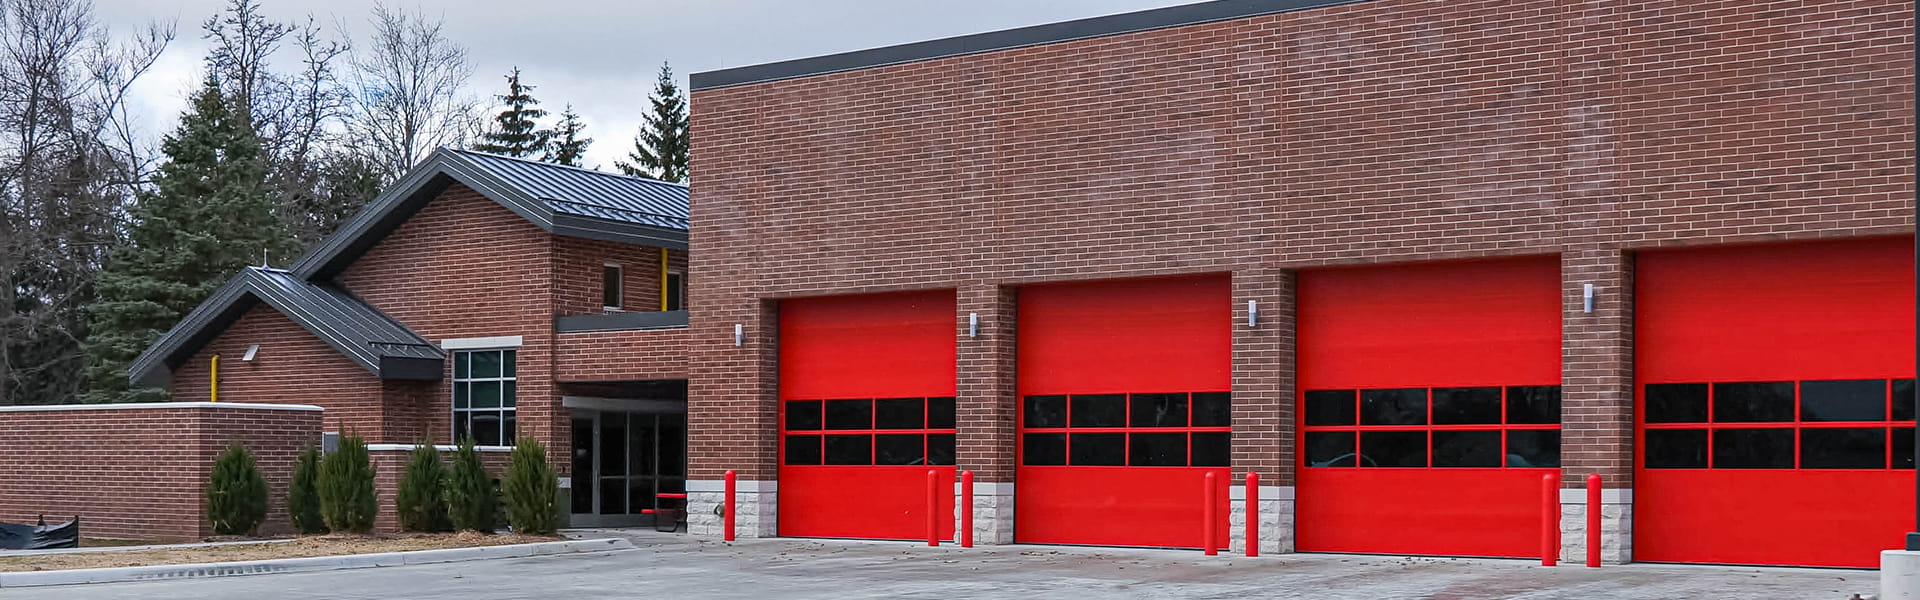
(173, 305), (383, 437)
(688, 0), (1915, 486)
(553, 236), (686, 316)
(338, 184), (563, 458)
(555, 328), (690, 382)
(0, 404), (321, 542)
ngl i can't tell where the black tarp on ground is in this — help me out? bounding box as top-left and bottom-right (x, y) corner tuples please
(0, 516), (79, 549)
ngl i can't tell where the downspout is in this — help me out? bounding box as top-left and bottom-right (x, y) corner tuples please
(210, 355), (219, 403)
(660, 248), (670, 311)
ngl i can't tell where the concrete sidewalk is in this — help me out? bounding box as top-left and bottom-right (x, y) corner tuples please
(6, 531), (1875, 599)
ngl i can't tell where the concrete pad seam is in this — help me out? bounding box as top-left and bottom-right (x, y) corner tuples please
(0, 538), (635, 588)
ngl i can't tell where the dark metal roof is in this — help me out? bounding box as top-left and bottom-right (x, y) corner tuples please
(128, 267), (442, 387)
(690, 0), (1371, 90)
(290, 148), (688, 280)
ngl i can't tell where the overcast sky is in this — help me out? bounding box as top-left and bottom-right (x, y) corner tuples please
(98, 0), (1198, 171)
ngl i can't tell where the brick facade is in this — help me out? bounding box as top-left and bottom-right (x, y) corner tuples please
(686, 0), (1913, 545)
(173, 305), (382, 437)
(0, 403), (321, 542)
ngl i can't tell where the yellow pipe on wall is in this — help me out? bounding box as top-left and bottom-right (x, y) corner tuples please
(210, 354), (219, 402)
(660, 248), (670, 311)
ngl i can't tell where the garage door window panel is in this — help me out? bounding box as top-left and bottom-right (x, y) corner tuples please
(781, 397), (957, 467)
(1019, 391), (1231, 467)
(1304, 386), (1561, 469)
(1642, 379), (1916, 470)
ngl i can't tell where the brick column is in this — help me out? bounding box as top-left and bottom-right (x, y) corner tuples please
(956, 283), (1017, 544)
(688, 298), (781, 538)
(1230, 267), (1294, 554)
(1560, 248), (1634, 564)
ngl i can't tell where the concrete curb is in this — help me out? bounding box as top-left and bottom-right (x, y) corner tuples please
(0, 537), (634, 588)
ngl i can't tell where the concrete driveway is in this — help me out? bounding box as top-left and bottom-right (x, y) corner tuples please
(6, 530), (1875, 599)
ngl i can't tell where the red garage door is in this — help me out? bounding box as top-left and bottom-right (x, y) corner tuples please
(778, 290), (957, 540)
(1016, 275), (1232, 548)
(1636, 237), (1915, 568)
(1296, 257), (1561, 557)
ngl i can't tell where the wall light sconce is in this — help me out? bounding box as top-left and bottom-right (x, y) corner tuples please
(1247, 300), (1259, 328)
(241, 344), (260, 362)
(968, 313), (979, 338)
(1583, 284), (1595, 314)
(733, 323), (744, 346)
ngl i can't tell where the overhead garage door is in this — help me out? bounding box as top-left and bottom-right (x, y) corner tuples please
(1015, 275), (1232, 548)
(1636, 237), (1915, 568)
(1296, 257), (1561, 557)
(778, 290), (957, 540)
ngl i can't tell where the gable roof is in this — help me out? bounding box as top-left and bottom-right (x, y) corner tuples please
(290, 148), (689, 280)
(128, 267), (442, 388)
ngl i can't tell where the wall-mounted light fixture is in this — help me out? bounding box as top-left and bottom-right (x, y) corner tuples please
(242, 344), (260, 362)
(1583, 284), (1595, 314)
(968, 312), (979, 338)
(734, 323), (744, 346)
(1248, 300), (1259, 328)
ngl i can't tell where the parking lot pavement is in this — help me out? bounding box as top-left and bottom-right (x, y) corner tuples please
(6, 530), (1876, 600)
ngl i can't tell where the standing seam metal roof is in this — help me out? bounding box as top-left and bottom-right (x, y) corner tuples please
(445, 149), (689, 230)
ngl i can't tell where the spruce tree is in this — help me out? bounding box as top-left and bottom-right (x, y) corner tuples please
(615, 62), (689, 183)
(317, 434), (377, 533)
(471, 67), (549, 158)
(288, 446), (326, 534)
(501, 439), (558, 535)
(444, 437), (496, 533)
(396, 443), (450, 532)
(205, 443), (269, 536)
(84, 75), (293, 403)
(542, 105), (592, 167)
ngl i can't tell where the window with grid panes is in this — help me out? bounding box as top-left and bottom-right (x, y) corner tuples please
(452, 349), (516, 446)
(1643, 379), (1916, 470)
(1300, 386), (1561, 469)
(782, 397), (956, 466)
(1018, 392), (1231, 467)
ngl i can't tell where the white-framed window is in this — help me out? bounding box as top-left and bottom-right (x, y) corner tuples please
(665, 270), (686, 311)
(453, 349), (516, 446)
(602, 263), (623, 310)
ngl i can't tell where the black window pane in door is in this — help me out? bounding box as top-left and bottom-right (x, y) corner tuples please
(570, 419), (593, 513)
(1507, 386), (1562, 424)
(1713, 428), (1793, 469)
(659, 414), (687, 477)
(1645, 383), (1709, 423)
(1192, 392), (1231, 427)
(1801, 380), (1887, 422)
(1897, 428), (1914, 469)
(1130, 393), (1187, 428)
(1361, 388), (1427, 426)
(1069, 433), (1126, 466)
(1801, 428), (1886, 469)
(1506, 430), (1561, 468)
(1128, 433), (1186, 466)
(824, 400), (873, 430)
(1191, 432), (1230, 467)
(875, 398), (924, 430)
(1023, 433), (1067, 466)
(1896, 380), (1916, 421)
(1361, 431), (1426, 468)
(1304, 432), (1356, 467)
(1713, 382), (1795, 423)
(823, 435), (872, 465)
(600, 418), (627, 477)
(927, 397), (957, 429)
(927, 434), (955, 466)
(1070, 395), (1127, 428)
(1304, 390), (1356, 426)
(1024, 396), (1067, 428)
(600, 477), (626, 515)
(874, 434), (925, 465)
(1431, 430), (1500, 467)
(1432, 388), (1501, 425)
(628, 478), (656, 515)
(784, 435), (821, 465)
(1645, 429), (1707, 469)
(786, 401), (822, 431)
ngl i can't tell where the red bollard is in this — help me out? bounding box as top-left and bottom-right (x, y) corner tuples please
(1586, 473), (1601, 568)
(960, 470), (974, 548)
(1245, 472), (1260, 558)
(724, 469), (736, 542)
(1203, 472), (1219, 556)
(1540, 472), (1559, 567)
(926, 470), (940, 546)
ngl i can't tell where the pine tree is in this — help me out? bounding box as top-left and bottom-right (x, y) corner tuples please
(471, 67), (548, 158)
(317, 434), (377, 533)
(288, 446), (326, 534)
(205, 443), (269, 536)
(542, 105), (591, 167)
(616, 62), (689, 183)
(83, 75), (294, 403)
(396, 443), (449, 532)
(501, 439), (558, 535)
(444, 437), (496, 533)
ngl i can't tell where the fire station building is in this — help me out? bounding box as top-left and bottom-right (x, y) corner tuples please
(680, 0), (1915, 569)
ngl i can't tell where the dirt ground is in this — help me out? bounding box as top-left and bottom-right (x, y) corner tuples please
(0, 532), (559, 572)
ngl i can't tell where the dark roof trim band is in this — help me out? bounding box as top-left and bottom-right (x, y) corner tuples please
(690, 0), (1370, 91)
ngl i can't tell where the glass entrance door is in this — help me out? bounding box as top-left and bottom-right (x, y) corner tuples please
(569, 410), (687, 527)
